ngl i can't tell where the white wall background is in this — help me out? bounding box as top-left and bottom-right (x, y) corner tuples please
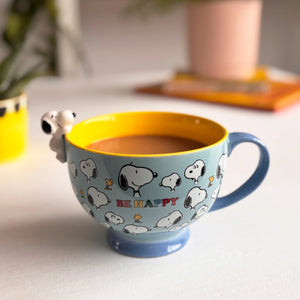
(1, 0), (300, 76)
(79, 0), (187, 75)
(79, 0), (300, 76)
(259, 0), (300, 73)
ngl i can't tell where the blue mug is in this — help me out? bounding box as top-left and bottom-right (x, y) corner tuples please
(41, 111), (270, 258)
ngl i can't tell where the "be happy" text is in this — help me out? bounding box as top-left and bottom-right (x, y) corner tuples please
(116, 197), (179, 208)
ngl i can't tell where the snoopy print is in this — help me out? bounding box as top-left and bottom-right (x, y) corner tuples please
(69, 162), (77, 178)
(105, 212), (124, 225)
(80, 159), (98, 182)
(184, 160), (206, 184)
(159, 173), (181, 191)
(87, 187), (110, 209)
(191, 205), (209, 220)
(184, 186), (207, 210)
(155, 210), (183, 229)
(118, 164), (158, 197)
(123, 224), (151, 235)
(216, 154), (227, 179)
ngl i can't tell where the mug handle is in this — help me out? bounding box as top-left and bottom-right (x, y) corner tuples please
(210, 132), (270, 211)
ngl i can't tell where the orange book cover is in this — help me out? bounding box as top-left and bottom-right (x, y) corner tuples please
(136, 67), (300, 111)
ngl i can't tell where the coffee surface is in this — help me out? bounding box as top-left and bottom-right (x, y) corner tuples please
(86, 135), (206, 155)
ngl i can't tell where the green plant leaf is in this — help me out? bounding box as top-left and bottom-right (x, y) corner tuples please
(0, 46), (22, 85)
(45, 0), (58, 20)
(0, 60), (45, 100)
(2, 13), (31, 48)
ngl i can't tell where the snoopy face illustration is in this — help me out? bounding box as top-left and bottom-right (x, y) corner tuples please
(87, 187), (109, 209)
(105, 212), (124, 225)
(155, 210), (183, 228)
(185, 160), (206, 184)
(69, 162), (77, 178)
(118, 164), (158, 197)
(217, 154), (227, 179)
(191, 205), (208, 220)
(41, 111), (58, 134)
(123, 224), (150, 235)
(80, 159), (98, 182)
(184, 186), (207, 210)
(160, 173), (181, 191)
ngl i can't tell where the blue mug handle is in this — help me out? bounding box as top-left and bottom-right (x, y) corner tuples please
(210, 132), (270, 211)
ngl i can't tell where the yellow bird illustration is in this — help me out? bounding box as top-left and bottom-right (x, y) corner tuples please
(134, 214), (142, 223)
(105, 178), (114, 190)
(208, 175), (214, 187)
(80, 189), (84, 198)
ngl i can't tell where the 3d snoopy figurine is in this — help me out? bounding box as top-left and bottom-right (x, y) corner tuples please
(41, 110), (76, 163)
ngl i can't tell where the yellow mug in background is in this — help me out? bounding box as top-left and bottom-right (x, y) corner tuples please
(0, 93), (28, 163)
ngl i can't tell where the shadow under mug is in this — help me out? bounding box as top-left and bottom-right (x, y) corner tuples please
(49, 111), (270, 258)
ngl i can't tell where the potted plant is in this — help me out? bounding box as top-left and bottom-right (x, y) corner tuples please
(125, 0), (263, 80)
(0, 0), (58, 163)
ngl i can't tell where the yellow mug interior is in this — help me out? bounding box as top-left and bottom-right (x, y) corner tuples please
(66, 111), (228, 157)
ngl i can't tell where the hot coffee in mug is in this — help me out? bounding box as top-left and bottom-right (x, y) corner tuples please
(87, 135), (207, 155)
(41, 111), (270, 258)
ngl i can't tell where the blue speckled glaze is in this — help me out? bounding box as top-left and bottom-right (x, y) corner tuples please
(107, 228), (190, 258)
(65, 128), (269, 257)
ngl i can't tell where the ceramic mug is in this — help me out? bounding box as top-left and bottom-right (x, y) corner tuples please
(41, 111), (269, 257)
(0, 93), (28, 163)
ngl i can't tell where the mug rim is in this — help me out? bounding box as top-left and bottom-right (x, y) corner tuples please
(65, 111), (228, 158)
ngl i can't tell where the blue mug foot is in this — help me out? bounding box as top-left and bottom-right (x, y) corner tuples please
(106, 228), (190, 258)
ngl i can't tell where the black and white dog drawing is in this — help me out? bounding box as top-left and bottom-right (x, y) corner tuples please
(118, 164), (158, 197)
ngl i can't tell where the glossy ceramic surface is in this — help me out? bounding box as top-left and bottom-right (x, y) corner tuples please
(61, 112), (269, 257)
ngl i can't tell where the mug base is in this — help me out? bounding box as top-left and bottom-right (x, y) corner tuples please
(106, 228), (190, 258)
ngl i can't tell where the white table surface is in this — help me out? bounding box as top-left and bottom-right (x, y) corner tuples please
(1, 71), (300, 300)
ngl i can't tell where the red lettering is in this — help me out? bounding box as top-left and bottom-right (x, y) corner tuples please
(124, 200), (132, 208)
(170, 197), (179, 206)
(116, 200), (123, 207)
(162, 198), (170, 207)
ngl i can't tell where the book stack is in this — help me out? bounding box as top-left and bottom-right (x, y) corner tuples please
(136, 67), (300, 111)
